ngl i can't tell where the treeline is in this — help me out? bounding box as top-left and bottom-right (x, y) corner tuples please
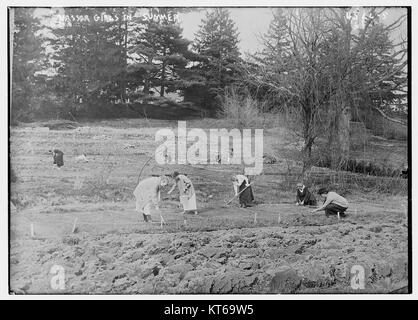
(11, 7), (242, 121)
(11, 7), (408, 173)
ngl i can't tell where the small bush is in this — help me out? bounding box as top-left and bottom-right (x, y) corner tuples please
(307, 171), (407, 196)
(217, 87), (265, 128)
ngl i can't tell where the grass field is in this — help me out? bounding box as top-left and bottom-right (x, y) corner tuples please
(9, 118), (409, 294)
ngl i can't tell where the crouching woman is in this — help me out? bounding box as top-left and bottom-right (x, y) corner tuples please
(311, 187), (348, 217)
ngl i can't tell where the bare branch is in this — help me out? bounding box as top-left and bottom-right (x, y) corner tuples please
(372, 106), (407, 126)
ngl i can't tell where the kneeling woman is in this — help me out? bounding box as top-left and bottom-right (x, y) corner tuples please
(168, 172), (198, 215)
(232, 174), (254, 207)
(295, 183), (317, 206)
(133, 175), (169, 222)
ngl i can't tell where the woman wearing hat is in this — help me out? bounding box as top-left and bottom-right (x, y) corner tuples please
(295, 183), (317, 206)
(232, 174), (254, 208)
(168, 172), (197, 215)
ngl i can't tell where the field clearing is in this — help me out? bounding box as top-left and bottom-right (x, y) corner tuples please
(9, 119), (409, 294)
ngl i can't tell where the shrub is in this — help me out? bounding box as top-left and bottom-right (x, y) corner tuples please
(217, 87), (265, 128)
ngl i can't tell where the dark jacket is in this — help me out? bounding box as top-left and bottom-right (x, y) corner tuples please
(53, 149), (64, 167)
(296, 187), (317, 205)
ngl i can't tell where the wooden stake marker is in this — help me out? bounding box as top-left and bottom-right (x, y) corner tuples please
(72, 218), (78, 233)
(30, 223), (34, 238)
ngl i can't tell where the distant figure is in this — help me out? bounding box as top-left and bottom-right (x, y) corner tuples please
(168, 172), (197, 215)
(232, 174), (254, 208)
(311, 188), (348, 217)
(75, 154), (88, 163)
(216, 148), (234, 164)
(295, 183), (317, 206)
(49, 149), (64, 168)
(10, 167), (17, 183)
(133, 175), (169, 222)
(401, 167), (408, 179)
(216, 154), (222, 164)
(263, 153), (277, 164)
(228, 148), (234, 163)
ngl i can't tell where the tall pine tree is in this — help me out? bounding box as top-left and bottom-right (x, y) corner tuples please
(188, 8), (241, 109)
(11, 8), (44, 122)
(47, 8), (131, 116)
(129, 8), (193, 98)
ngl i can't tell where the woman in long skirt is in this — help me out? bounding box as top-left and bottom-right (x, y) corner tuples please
(49, 149), (64, 168)
(168, 172), (197, 215)
(232, 174), (254, 207)
(133, 175), (169, 222)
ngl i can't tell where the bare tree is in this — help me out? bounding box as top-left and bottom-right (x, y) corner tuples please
(243, 7), (407, 173)
(242, 8), (333, 176)
(324, 8), (407, 168)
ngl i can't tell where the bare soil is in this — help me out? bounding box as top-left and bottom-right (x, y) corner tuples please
(9, 119), (409, 294)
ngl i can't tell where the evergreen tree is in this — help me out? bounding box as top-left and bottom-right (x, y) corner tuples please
(129, 8), (193, 97)
(47, 8), (131, 116)
(190, 8), (241, 108)
(11, 8), (44, 122)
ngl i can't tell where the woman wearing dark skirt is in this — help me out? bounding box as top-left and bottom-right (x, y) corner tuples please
(232, 175), (254, 207)
(50, 149), (64, 168)
(295, 183), (317, 206)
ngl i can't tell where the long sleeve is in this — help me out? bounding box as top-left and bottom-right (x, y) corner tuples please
(317, 194), (333, 211)
(296, 190), (301, 203)
(233, 182), (238, 195)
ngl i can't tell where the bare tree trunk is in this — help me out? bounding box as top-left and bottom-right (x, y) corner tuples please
(122, 16), (128, 102)
(160, 48), (166, 97)
(328, 88), (351, 169)
(160, 62), (165, 97)
(338, 99), (351, 166)
(337, 17), (352, 168)
(143, 54), (152, 94)
(328, 11), (352, 169)
(301, 141), (313, 181)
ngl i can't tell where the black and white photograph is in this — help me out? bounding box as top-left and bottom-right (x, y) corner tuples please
(6, 1), (412, 298)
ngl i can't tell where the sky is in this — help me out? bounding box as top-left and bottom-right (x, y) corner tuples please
(177, 7), (407, 56)
(32, 6), (408, 57)
(178, 8), (274, 56)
